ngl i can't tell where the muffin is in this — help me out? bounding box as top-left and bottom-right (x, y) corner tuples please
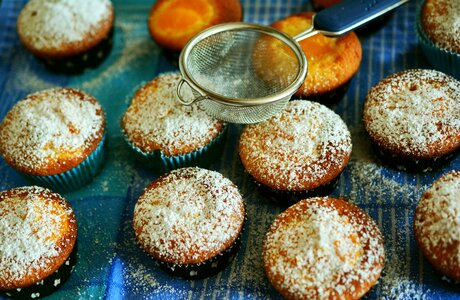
(0, 88), (107, 192)
(263, 197), (385, 300)
(121, 73), (227, 172)
(417, 0), (460, 79)
(414, 170), (460, 282)
(0, 186), (77, 299)
(17, 0), (114, 73)
(363, 69), (460, 172)
(270, 12), (362, 102)
(133, 167), (245, 279)
(148, 0), (242, 52)
(239, 100), (352, 204)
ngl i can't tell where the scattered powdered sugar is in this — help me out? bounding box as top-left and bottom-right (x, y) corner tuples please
(122, 73), (225, 156)
(422, 0), (460, 52)
(380, 256), (430, 300)
(0, 186), (75, 284)
(263, 198), (384, 299)
(414, 171), (460, 269)
(239, 100), (352, 191)
(0, 88), (104, 174)
(133, 167), (245, 264)
(78, 16), (159, 91)
(363, 69), (460, 158)
(349, 160), (420, 205)
(17, 0), (112, 50)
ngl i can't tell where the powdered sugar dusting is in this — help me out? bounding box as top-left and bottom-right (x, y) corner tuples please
(0, 88), (104, 175)
(263, 198), (384, 299)
(422, 0), (460, 53)
(414, 171), (460, 271)
(364, 69), (460, 158)
(121, 73), (225, 157)
(133, 167), (245, 264)
(239, 100), (352, 191)
(17, 0), (112, 50)
(0, 186), (75, 284)
(380, 256), (430, 300)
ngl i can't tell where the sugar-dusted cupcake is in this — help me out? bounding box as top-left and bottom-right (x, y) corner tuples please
(363, 69), (460, 172)
(17, 0), (114, 73)
(263, 197), (385, 300)
(270, 12), (362, 102)
(148, 0), (242, 52)
(121, 73), (227, 172)
(0, 88), (107, 192)
(133, 167), (245, 279)
(0, 186), (77, 299)
(414, 170), (460, 282)
(239, 100), (351, 204)
(416, 0), (460, 79)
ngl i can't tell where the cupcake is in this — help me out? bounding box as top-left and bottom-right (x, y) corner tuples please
(0, 88), (107, 192)
(239, 100), (352, 204)
(148, 0), (242, 52)
(133, 167), (245, 279)
(121, 73), (227, 172)
(263, 197), (385, 300)
(417, 0), (460, 79)
(0, 186), (77, 299)
(363, 69), (460, 172)
(17, 0), (114, 73)
(270, 12), (362, 102)
(414, 170), (460, 282)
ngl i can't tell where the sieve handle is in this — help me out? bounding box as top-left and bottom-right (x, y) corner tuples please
(176, 79), (208, 105)
(295, 0), (409, 41)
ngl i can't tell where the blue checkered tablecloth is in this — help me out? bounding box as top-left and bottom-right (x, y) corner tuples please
(0, 0), (459, 299)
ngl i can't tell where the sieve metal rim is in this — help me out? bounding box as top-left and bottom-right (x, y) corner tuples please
(178, 22), (308, 107)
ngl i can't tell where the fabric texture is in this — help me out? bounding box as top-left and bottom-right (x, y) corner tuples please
(0, 0), (458, 299)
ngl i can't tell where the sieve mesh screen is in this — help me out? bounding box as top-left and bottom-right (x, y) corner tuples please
(186, 29), (301, 100)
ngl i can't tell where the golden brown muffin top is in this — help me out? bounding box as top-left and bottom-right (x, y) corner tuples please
(421, 0), (460, 53)
(0, 186), (77, 290)
(17, 0), (114, 58)
(363, 69), (460, 159)
(414, 170), (460, 281)
(0, 88), (105, 176)
(133, 167), (245, 265)
(148, 0), (242, 51)
(271, 12), (362, 97)
(121, 73), (225, 157)
(263, 197), (385, 300)
(239, 100), (352, 192)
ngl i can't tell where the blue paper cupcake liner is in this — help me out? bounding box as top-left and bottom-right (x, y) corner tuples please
(123, 125), (228, 172)
(416, 7), (460, 80)
(21, 134), (107, 193)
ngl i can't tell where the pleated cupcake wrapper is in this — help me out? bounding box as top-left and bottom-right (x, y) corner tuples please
(372, 142), (459, 173)
(39, 29), (114, 74)
(415, 10), (460, 80)
(155, 218), (245, 279)
(251, 171), (342, 206)
(22, 134), (107, 193)
(123, 125), (228, 173)
(2, 242), (77, 299)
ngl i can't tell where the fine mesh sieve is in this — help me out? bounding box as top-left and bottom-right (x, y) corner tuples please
(177, 0), (409, 124)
